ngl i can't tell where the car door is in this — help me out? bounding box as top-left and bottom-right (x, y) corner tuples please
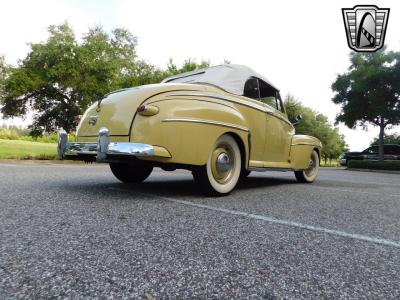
(242, 78), (293, 165)
(258, 81), (293, 164)
(242, 78), (268, 163)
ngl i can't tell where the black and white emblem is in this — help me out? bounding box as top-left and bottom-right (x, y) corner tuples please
(342, 5), (390, 52)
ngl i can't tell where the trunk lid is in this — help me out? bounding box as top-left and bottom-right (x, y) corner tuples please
(76, 84), (192, 137)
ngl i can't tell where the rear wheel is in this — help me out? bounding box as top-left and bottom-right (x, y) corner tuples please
(193, 134), (241, 196)
(294, 150), (319, 183)
(110, 162), (153, 183)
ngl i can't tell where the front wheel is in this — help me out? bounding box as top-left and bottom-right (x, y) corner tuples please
(193, 134), (242, 196)
(110, 162), (153, 183)
(294, 150), (319, 183)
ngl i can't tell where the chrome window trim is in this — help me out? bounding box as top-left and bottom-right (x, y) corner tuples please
(162, 118), (249, 132)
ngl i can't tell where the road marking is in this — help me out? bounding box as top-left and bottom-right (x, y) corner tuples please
(109, 187), (400, 249)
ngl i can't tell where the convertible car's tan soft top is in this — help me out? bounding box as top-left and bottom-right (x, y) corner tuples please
(162, 64), (279, 95)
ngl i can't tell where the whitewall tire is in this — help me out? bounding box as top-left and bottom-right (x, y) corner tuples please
(294, 150), (319, 183)
(193, 134), (242, 196)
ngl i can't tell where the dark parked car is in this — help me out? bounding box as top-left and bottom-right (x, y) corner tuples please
(340, 144), (400, 166)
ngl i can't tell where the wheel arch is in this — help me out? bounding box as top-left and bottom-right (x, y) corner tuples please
(131, 95), (251, 167)
(225, 131), (249, 170)
(290, 135), (322, 170)
(314, 147), (321, 163)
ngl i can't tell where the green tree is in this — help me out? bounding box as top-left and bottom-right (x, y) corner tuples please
(285, 94), (348, 163)
(371, 133), (400, 146)
(164, 58), (210, 76)
(331, 48), (400, 160)
(0, 55), (7, 101)
(1, 23), (140, 133)
(0, 23), (209, 135)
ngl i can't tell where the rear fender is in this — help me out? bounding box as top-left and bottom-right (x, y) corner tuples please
(131, 98), (249, 166)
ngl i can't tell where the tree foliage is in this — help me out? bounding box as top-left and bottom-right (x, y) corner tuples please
(285, 94), (348, 162)
(331, 48), (400, 159)
(0, 55), (7, 101)
(371, 133), (400, 146)
(0, 23), (209, 134)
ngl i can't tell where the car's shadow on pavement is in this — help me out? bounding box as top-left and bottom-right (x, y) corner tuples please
(63, 173), (297, 199)
(138, 176), (295, 197)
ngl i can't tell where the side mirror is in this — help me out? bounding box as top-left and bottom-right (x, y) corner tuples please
(292, 114), (303, 126)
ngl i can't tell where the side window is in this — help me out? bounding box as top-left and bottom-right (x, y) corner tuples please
(258, 79), (279, 111)
(243, 78), (260, 100)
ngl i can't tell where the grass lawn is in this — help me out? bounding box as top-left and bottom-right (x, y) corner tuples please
(0, 139), (57, 160)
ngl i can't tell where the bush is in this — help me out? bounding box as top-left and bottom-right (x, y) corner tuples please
(0, 128), (21, 140)
(0, 128), (75, 143)
(347, 160), (400, 171)
(320, 160), (340, 167)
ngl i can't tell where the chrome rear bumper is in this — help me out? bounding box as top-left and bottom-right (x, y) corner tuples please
(58, 127), (155, 161)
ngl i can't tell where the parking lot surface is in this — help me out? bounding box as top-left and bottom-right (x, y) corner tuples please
(1, 162), (400, 299)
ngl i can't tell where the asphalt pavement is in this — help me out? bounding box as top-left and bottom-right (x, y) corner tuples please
(1, 161), (400, 299)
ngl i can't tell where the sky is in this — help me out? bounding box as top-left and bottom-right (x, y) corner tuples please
(0, 0), (399, 151)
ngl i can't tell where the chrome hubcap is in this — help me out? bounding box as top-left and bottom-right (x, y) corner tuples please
(216, 152), (232, 173)
(305, 155), (317, 177)
(211, 144), (235, 184)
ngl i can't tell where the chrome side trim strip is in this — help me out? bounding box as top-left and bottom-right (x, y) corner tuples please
(167, 93), (268, 113)
(291, 143), (315, 146)
(162, 118), (249, 132)
(266, 111), (293, 126)
(249, 167), (292, 172)
(167, 92), (293, 126)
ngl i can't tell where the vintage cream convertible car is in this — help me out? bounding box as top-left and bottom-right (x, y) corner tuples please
(58, 64), (322, 195)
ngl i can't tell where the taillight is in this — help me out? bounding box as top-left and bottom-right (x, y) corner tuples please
(137, 105), (159, 116)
